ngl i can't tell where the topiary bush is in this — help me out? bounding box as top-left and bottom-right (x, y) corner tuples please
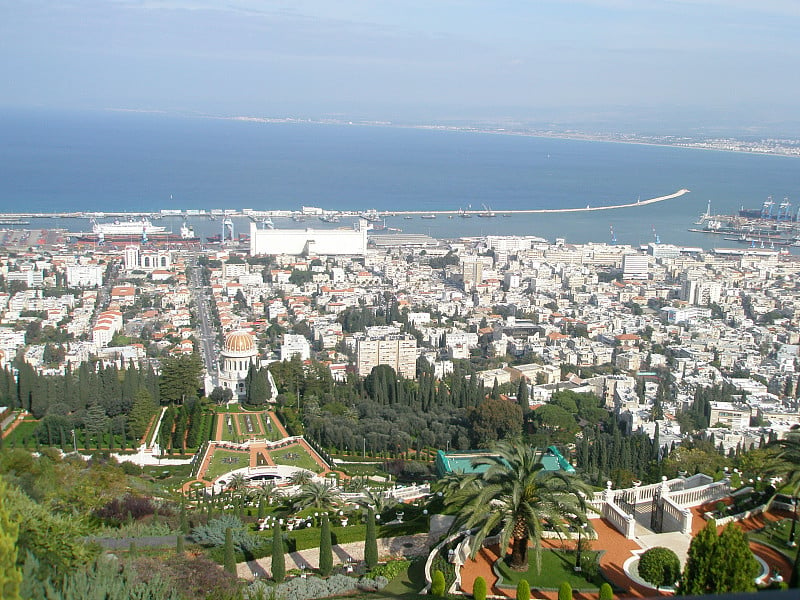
(473, 575), (487, 600)
(431, 569), (446, 598)
(516, 579), (530, 600)
(599, 582), (613, 600)
(558, 581), (572, 600)
(638, 546), (680, 590)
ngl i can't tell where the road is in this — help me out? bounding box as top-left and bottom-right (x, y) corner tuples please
(187, 255), (218, 388)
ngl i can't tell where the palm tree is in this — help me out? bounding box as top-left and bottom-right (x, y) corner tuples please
(228, 473), (248, 494)
(288, 470), (314, 486)
(291, 481), (342, 513)
(353, 487), (398, 516)
(446, 440), (593, 572)
(252, 481), (280, 505)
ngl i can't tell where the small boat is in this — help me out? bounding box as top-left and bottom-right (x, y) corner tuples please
(421, 214), (436, 219)
(404, 216), (413, 220)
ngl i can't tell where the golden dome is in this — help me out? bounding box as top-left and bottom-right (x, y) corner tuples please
(223, 330), (256, 354)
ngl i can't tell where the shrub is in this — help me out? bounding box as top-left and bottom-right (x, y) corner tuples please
(638, 546), (680, 590)
(244, 574), (387, 600)
(599, 582), (613, 600)
(369, 559), (410, 581)
(516, 579), (530, 600)
(94, 494), (156, 524)
(558, 581), (572, 600)
(473, 575), (487, 600)
(191, 515), (261, 553)
(431, 569), (446, 598)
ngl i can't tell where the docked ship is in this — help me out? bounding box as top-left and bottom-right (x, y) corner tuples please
(75, 219), (199, 246)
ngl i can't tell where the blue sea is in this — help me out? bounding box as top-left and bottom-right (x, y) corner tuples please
(1, 108), (799, 248)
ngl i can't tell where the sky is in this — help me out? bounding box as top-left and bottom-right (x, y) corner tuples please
(2, 1), (800, 132)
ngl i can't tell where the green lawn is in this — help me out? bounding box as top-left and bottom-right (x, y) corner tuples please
(270, 443), (323, 473)
(3, 420), (39, 446)
(204, 449), (248, 481)
(219, 413), (241, 442)
(748, 518), (798, 559)
(495, 549), (603, 591)
(258, 413), (283, 441)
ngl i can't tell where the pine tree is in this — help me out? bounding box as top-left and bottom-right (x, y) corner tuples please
(364, 508), (378, 569)
(271, 521), (285, 583)
(319, 514), (333, 576)
(223, 527), (236, 575)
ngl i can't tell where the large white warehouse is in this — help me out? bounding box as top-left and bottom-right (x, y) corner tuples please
(249, 220), (368, 256)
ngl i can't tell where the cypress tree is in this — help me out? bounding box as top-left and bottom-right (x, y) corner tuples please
(364, 508), (378, 569)
(517, 379), (530, 417)
(223, 527), (236, 575)
(516, 579), (531, 600)
(176, 534), (184, 555)
(599, 582), (613, 600)
(473, 576), (487, 600)
(680, 519), (717, 595)
(271, 521), (285, 583)
(319, 514), (333, 576)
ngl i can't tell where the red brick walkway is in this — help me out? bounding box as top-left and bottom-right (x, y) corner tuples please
(458, 518), (669, 599)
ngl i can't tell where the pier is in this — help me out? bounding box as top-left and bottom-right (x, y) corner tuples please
(0, 189), (689, 220)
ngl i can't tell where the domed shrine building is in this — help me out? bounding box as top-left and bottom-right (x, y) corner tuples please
(218, 330), (258, 398)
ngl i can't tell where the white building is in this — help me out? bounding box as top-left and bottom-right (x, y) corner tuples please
(280, 334), (311, 361)
(622, 254), (650, 279)
(250, 221), (368, 256)
(66, 264), (104, 288)
(356, 334), (418, 378)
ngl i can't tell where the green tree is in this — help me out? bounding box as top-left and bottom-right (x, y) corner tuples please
(516, 579), (531, 600)
(468, 398), (523, 447)
(558, 581), (572, 600)
(159, 353), (203, 404)
(446, 441), (592, 572)
(223, 527), (236, 575)
(176, 534), (184, 555)
(431, 569), (446, 597)
(319, 514), (333, 577)
(473, 575), (487, 600)
(638, 546), (680, 590)
(714, 524), (759, 592)
(0, 477), (22, 600)
(679, 519), (717, 595)
(291, 482), (341, 513)
(271, 521), (285, 583)
(679, 520), (759, 595)
(364, 508), (378, 569)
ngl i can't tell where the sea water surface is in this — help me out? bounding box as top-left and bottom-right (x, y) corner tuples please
(1, 109), (799, 247)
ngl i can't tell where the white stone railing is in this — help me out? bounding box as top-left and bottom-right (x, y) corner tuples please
(387, 484), (431, 501)
(668, 479), (731, 508)
(603, 501), (636, 539)
(661, 496), (692, 535)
